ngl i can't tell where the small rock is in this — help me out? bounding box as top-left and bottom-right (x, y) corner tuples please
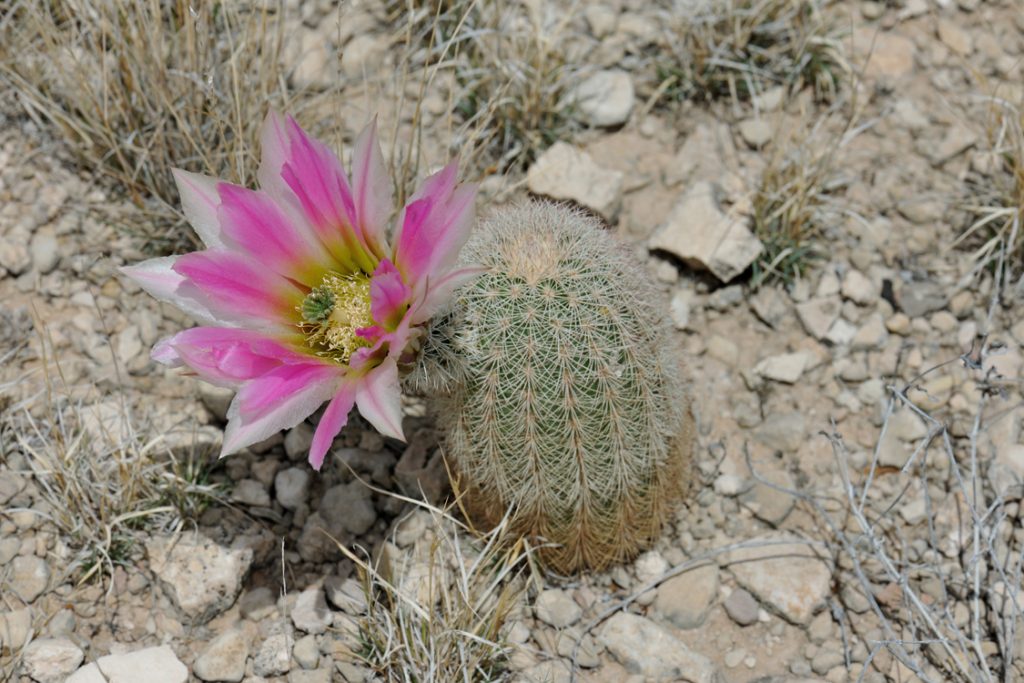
(0, 235), (31, 276)
(30, 231), (60, 274)
(146, 534), (253, 624)
(825, 318), (857, 346)
(320, 481), (377, 536)
(284, 424), (315, 462)
(754, 412), (807, 453)
(199, 384), (234, 422)
(22, 638), (84, 683)
(649, 182), (763, 283)
(325, 576), (368, 615)
(231, 479), (271, 507)
(11, 555), (49, 603)
(275, 468), (311, 511)
(527, 142), (624, 222)
(723, 588), (760, 626)
(739, 468), (796, 525)
(670, 288), (694, 330)
(886, 312), (912, 335)
(754, 352), (809, 384)
(724, 648), (745, 668)
(796, 297), (841, 340)
(572, 69), (635, 127)
(583, 5), (617, 38)
(65, 664), (106, 683)
(841, 270), (876, 305)
(725, 533), (831, 624)
(239, 586), (277, 621)
(852, 313), (888, 350)
(292, 633), (320, 669)
(738, 119), (772, 148)
(0, 471), (27, 505)
(897, 281), (947, 318)
(753, 86), (785, 112)
(292, 585), (333, 635)
(0, 608), (32, 651)
(535, 589), (582, 629)
(856, 29), (915, 79)
(254, 633), (293, 677)
(193, 628), (250, 682)
(930, 125), (977, 166)
(897, 198), (944, 224)
(654, 564), (719, 629)
(598, 612), (719, 683)
(750, 286), (790, 328)
(706, 334), (739, 367)
(289, 670), (331, 683)
(340, 34), (386, 79)
(937, 18), (972, 56)
(520, 660), (571, 683)
(556, 629), (601, 668)
(96, 645), (188, 683)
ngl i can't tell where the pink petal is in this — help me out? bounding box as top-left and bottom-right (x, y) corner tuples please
(216, 183), (327, 285)
(394, 163), (476, 292)
(120, 257), (220, 325)
(410, 264), (487, 324)
(309, 384), (357, 470)
(173, 250), (304, 323)
(369, 258), (411, 330)
(221, 364), (342, 456)
(350, 118), (392, 259)
(354, 357), (405, 440)
(172, 169), (225, 248)
(156, 327), (310, 388)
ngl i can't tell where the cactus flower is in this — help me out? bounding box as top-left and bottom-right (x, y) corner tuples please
(123, 112), (478, 469)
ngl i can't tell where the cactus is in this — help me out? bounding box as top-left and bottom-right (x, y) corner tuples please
(412, 201), (694, 572)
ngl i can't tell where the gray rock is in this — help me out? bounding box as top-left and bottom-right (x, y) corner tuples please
(930, 125), (977, 166)
(0, 607), (32, 651)
(725, 534), (831, 624)
(232, 478), (272, 507)
(750, 286), (791, 328)
(324, 576), (368, 615)
(30, 231), (60, 274)
(97, 645), (188, 683)
(340, 34), (387, 79)
(0, 471), (27, 505)
(852, 313), (888, 350)
(598, 612), (720, 682)
(11, 555), (49, 603)
(199, 384), (234, 422)
(284, 423), (315, 462)
(738, 119), (772, 148)
(723, 588), (760, 626)
(275, 467), (311, 511)
(754, 352), (809, 384)
(527, 142), (624, 222)
(21, 637), (84, 683)
(239, 586), (277, 621)
(0, 233), (31, 276)
(66, 664), (106, 683)
(288, 669), (332, 683)
(146, 534), (253, 624)
(519, 660), (572, 683)
(583, 5), (617, 37)
(897, 281), (947, 318)
(292, 585), (333, 634)
(840, 270), (876, 305)
(556, 629), (602, 668)
(753, 412), (807, 453)
(796, 296), (841, 340)
(649, 182), (763, 283)
(320, 481), (377, 536)
(739, 469), (796, 526)
(254, 633), (293, 677)
(654, 564), (719, 629)
(670, 288), (694, 330)
(291, 634), (319, 669)
(534, 589), (581, 629)
(193, 628), (249, 682)
(572, 69), (635, 127)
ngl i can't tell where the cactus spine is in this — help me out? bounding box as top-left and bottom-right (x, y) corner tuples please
(415, 201), (694, 572)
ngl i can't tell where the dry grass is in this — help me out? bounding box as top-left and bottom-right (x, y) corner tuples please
(650, 0), (847, 107)
(0, 0), (292, 254)
(332, 490), (531, 682)
(389, 0), (582, 174)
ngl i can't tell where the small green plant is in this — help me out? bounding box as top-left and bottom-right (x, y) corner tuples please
(411, 202), (694, 572)
(651, 0), (846, 106)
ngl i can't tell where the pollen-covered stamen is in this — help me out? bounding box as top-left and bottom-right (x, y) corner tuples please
(298, 272), (375, 362)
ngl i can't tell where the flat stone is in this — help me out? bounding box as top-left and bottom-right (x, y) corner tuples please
(572, 69), (635, 127)
(825, 318), (857, 346)
(854, 29), (915, 79)
(284, 423), (315, 462)
(66, 664), (106, 683)
(288, 669), (331, 683)
(231, 479), (271, 507)
(897, 281), (947, 318)
(22, 637), (84, 683)
(725, 534), (831, 624)
(723, 588), (760, 626)
(738, 118), (772, 148)
(193, 628), (250, 682)
(253, 633), (293, 677)
(739, 468), (796, 525)
(292, 585), (333, 634)
(0, 471), (27, 505)
(29, 231), (60, 274)
(146, 534), (253, 624)
(320, 481), (377, 536)
(292, 634), (320, 669)
(937, 19), (972, 56)
(275, 467), (311, 511)
(750, 286), (790, 328)
(598, 612), (719, 682)
(852, 313), (888, 350)
(0, 607), (33, 651)
(649, 182), (763, 283)
(199, 384), (234, 422)
(324, 576), (367, 615)
(754, 352), (809, 384)
(534, 589), (581, 628)
(796, 297), (841, 340)
(930, 125), (977, 166)
(10, 555), (49, 602)
(654, 564), (719, 629)
(753, 412), (807, 453)
(527, 142), (624, 222)
(97, 645), (188, 683)
(841, 270), (876, 305)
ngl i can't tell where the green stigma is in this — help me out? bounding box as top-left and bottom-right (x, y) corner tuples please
(298, 273), (375, 362)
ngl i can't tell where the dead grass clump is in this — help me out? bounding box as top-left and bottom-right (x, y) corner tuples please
(334, 497), (530, 681)
(652, 0), (847, 107)
(0, 0), (290, 254)
(390, 0), (581, 173)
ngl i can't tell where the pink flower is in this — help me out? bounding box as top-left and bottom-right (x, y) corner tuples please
(124, 112), (479, 470)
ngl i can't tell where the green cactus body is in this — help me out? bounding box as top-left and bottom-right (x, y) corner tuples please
(415, 201), (694, 572)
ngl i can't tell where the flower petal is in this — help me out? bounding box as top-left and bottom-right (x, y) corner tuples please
(394, 163), (476, 292)
(221, 364), (341, 456)
(354, 357), (404, 440)
(172, 169), (225, 249)
(257, 110), (294, 208)
(120, 257), (221, 325)
(216, 183), (328, 285)
(309, 383), (357, 470)
(173, 250), (304, 324)
(155, 327), (309, 388)
(350, 118), (391, 259)
(410, 264), (487, 325)
(369, 258), (411, 331)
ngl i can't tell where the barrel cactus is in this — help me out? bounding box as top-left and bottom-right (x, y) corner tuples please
(412, 201), (694, 572)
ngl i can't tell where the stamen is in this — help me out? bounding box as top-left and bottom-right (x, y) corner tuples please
(298, 272), (374, 362)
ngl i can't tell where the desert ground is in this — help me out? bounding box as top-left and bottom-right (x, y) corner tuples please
(1, 0), (1024, 682)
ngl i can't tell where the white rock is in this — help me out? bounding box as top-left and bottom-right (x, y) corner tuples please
(290, 27), (334, 90)
(527, 143), (624, 222)
(841, 269), (876, 305)
(0, 607), (32, 651)
(30, 231), (60, 274)
(754, 352), (809, 384)
(193, 628), (249, 682)
(0, 233), (31, 276)
(796, 296), (841, 340)
(598, 612), (719, 682)
(937, 18), (972, 56)
(292, 634), (320, 669)
(572, 69), (635, 127)
(22, 638), (84, 683)
(654, 564), (719, 629)
(649, 182), (763, 283)
(292, 585), (333, 634)
(825, 318), (857, 346)
(275, 467), (311, 511)
(738, 118), (772, 148)
(852, 313), (888, 350)
(341, 34), (387, 79)
(10, 555), (49, 602)
(583, 5), (617, 38)
(114, 325), (143, 364)
(253, 633), (293, 677)
(97, 645), (188, 683)
(669, 288), (694, 330)
(534, 589), (581, 629)
(66, 664), (106, 683)
(725, 534), (831, 624)
(146, 534), (253, 624)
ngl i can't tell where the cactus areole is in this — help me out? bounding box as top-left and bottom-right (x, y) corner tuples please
(415, 201), (694, 572)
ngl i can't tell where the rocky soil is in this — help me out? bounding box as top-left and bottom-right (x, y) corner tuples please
(2, 1), (1024, 682)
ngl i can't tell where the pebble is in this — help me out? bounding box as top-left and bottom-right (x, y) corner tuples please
(289, 669), (331, 683)
(527, 142), (624, 222)
(0, 607), (32, 651)
(841, 269), (876, 305)
(275, 467), (311, 511)
(284, 423), (315, 461)
(30, 231), (60, 274)
(254, 633), (293, 677)
(796, 297), (842, 341)
(754, 352), (809, 384)
(146, 534), (253, 624)
(930, 125), (977, 166)
(193, 628), (250, 682)
(10, 555), (49, 603)
(852, 313), (888, 350)
(897, 281), (946, 318)
(937, 18), (972, 56)
(654, 564), (719, 629)
(292, 585), (333, 635)
(340, 34), (386, 79)
(750, 287), (790, 328)
(231, 478), (272, 507)
(320, 481), (377, 536)
(724, 648), (746, 668)
(534, 589), (581, 629)
(598, 612), (719, 682)
(583, 4), (617, 38)
(96, 645), (188, 683)
(669, 288), (694, 330)
(753, 412), (807, 453)
(738, 118), (772, 148)
(0, 471), (27, 505)
(723, 588), (760, 626)
(706, 334), (739, 367)
(324, 576), (368, 615)
(572, 69), (635, 127)
(292, 633), (320, 669)
(725, 533), (831, 624)
(66, 664), (106, 683)
(199, 384), (234, 422)
(21, 637), (84, 682)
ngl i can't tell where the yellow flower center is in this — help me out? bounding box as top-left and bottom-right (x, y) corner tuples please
(298, 272), (375, 363)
